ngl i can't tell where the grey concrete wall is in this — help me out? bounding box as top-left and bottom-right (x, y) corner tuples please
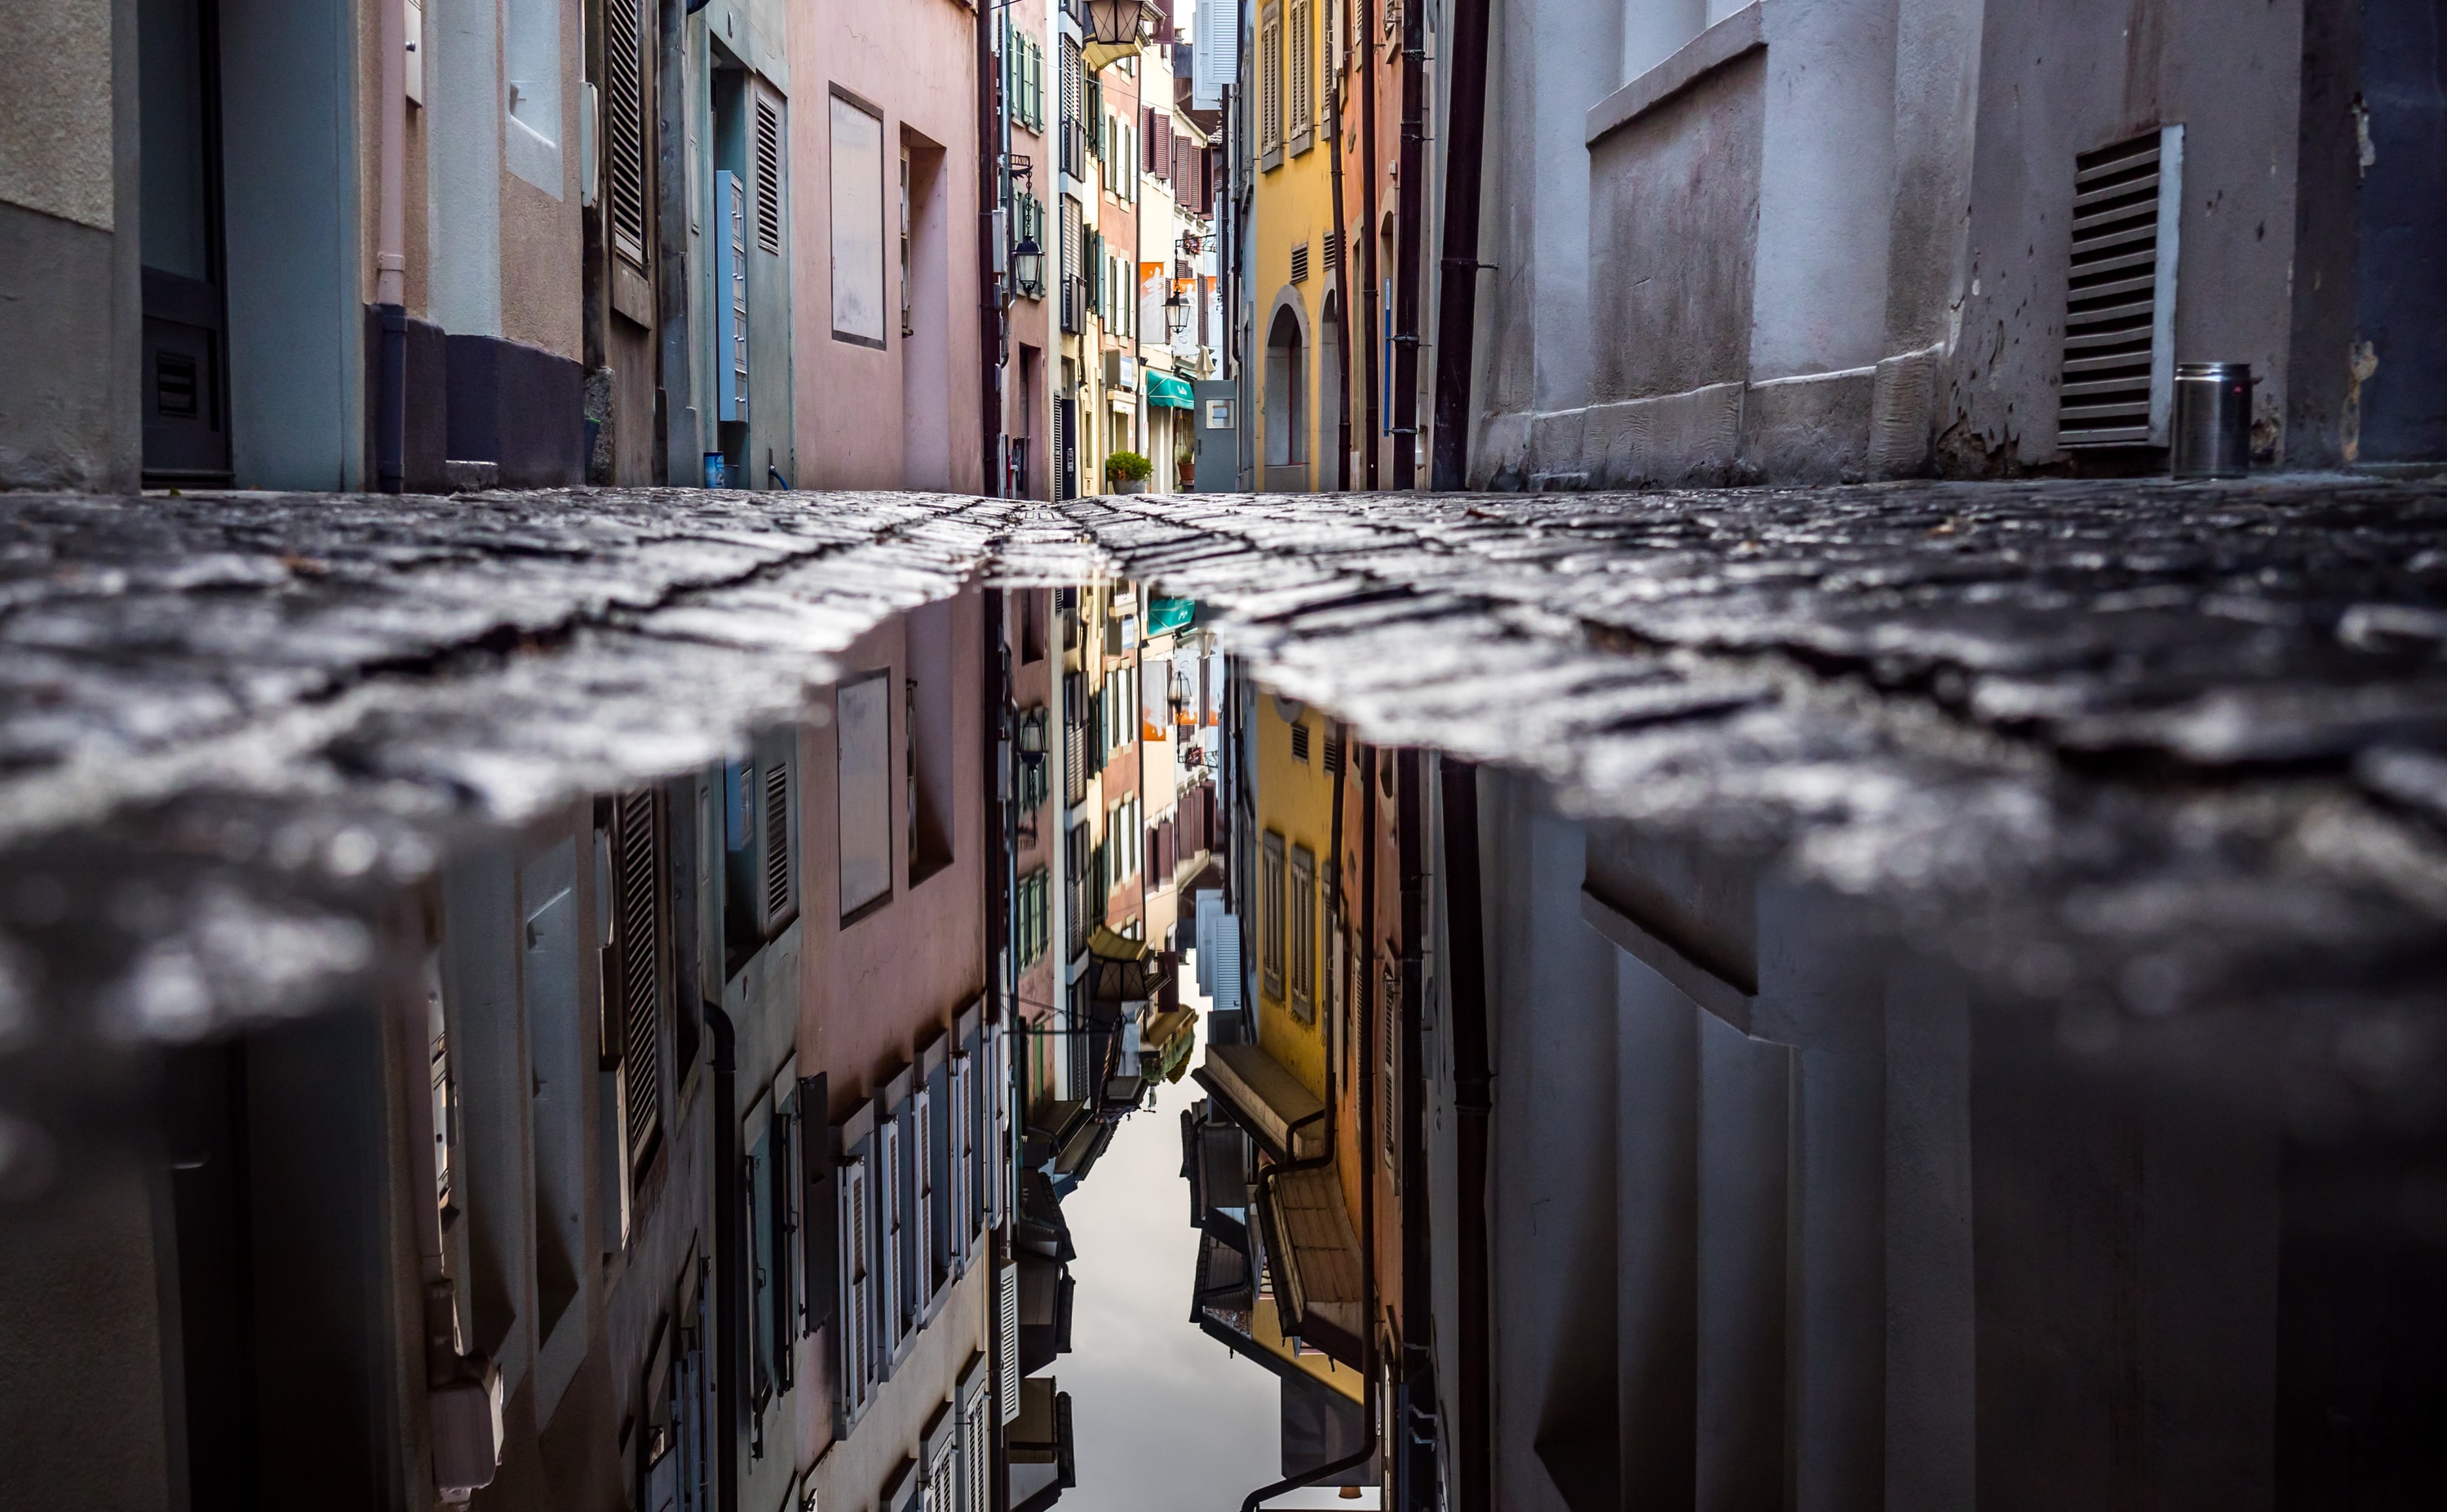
(1586, 53), (1763, 405)
(0, 0), (142, 491)
(1946, 0), (2303, 466)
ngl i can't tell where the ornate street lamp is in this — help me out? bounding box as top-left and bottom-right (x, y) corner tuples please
(1165, 285), (1189, 339)
(1012, 234), (1044, 298)
(1081, 0), (1153, 69)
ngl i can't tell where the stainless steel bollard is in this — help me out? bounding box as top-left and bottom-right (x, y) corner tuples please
(2171, 362), (2252, 479)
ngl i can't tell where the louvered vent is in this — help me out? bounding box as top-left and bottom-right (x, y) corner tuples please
(754, 99), (784, 256)
(604, 0), (648, 268)
(1323, 729), (1343, 774)
(1322, 231), (1339, 272)
(1289, 241), (1309, 284)
(1290, 722), (1311, 762)
(613, 790), (663, 1166)
(2059, 126), (2181, 448)
(763, 757), (793, 923)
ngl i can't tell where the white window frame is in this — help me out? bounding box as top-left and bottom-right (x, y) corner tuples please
(878, 1115), (905, 1356)
(947, 1052), (974, 1270)
(912, 1084), (936, 1312)
(839, 1152), (873, 1420)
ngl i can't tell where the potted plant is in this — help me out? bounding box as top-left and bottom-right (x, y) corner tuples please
(1105, 449), (1153, 494)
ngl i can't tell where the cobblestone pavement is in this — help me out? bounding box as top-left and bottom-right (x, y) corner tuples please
(1062, 480), (2447, 1121)
(0, 487), (1014, 1074)
(5, 479), (2446, 1125)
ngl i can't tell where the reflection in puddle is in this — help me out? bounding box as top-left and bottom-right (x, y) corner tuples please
(11, 550), (2447, 1512)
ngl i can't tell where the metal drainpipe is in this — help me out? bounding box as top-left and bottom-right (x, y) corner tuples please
(980, 0), (1007, 493)
(706, 1002), (742, 1512)
(1436, 758), (1492, 1512)
(1427, 0), (1492, 490)
(1395, 745), (1431, 1509)
(1388, 0), (1426, 488)
(1327, 36), (1352, 491)
(1356, 0), (1382, 491)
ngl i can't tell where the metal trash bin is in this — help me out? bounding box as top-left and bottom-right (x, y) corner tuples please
(2171, 362), (2252, 479)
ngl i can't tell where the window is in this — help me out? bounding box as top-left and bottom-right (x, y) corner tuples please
(1288, 0), (1312, 144)
(838, 1143), (873, 1420)
(1259, 8), (1282, 156)
(837, 671), (893, 920)
(604, 0), (649, 268)
(947, 1051), (973, 1269)
(1018, 869), (1051, 966)
(754, 97), (785, 256)
(878, 1108), (905, 1351)
(606, 790), (666, 1183)
(906, 599), (956, 886)
(830, 93), (887, 347)
(1288, 844), (1316, 1021)
(1261, 831), (1286, 1001)
(505, 0), (562, 192)
(911, 1084), (936, 1312)
(1108, 794), (1141, 883)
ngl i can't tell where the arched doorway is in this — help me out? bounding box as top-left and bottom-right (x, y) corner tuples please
(1263, 302), (1308, 492)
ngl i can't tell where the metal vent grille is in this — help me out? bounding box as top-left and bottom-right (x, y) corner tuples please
(763, 757), (792, 923)
(754, 99), (784, 256)
(2059, 126), (2181, 448)
(1290, 722), (1311, 762)
(604, 0), (648, 268)
(613, 790), (663, 1166)
(1322, 231), (1339, 273)
(1289, 241), (1309, 284)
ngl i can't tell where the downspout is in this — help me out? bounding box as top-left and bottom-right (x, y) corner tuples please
(1327, 28), (1352, 491)
(707, 1003), (743, 1512)
(1356, 0), (1381, 490)
(1395, 745), (1431, 1509)
(988, 586), (1014, 1512)
(375, 0), (408, 493)
(1436, 759), (1491, 1512)
(980, 0), (1007, 493)
(1427, 0), (1492, 490)
(1388, 0), (1425, 488)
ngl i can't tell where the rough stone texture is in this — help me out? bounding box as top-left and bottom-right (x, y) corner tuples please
(1063, 480), (2447, 1134)
(0, 487), (1016, 1133)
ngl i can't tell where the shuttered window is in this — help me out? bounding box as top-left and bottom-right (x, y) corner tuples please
(2060, 127), (2181, 448)
(762, 756), (794, 927)
(1261, 831), (1286, 1001)
(1288, 0), (1312, 137)
(1259, 9), (1282, 154)
(839, 1149), (872, 1418)
(611, 790), (664, 1173)
(947, 1052), (972, 1269)
(879, 1114), (904, 1353)
(1289, 844), (1316, 1021)
(982, 1022), (1008, 1227)
(754, 97), (785, 256)
(911, 1085), (936, 1311)
(604, 0), (649, 269)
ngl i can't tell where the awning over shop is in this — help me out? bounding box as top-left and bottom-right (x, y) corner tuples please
(1258, 1164), (1366, 1371)
(1145, 370), (1196, 409)
(1145, 595), (1195, 634)
(1144, 1007), (1197, 1081)
(1193, 1041), (1326, 1161)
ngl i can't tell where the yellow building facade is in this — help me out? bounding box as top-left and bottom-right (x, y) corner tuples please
(1248, 0), (1347, 492)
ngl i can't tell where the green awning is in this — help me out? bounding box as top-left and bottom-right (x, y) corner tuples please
(1146, 371), (1196, 409)
(1146, 596), (1196, 634)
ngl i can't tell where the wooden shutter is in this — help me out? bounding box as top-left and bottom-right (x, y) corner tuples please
(799, 1077), (834, 1337)
(604, 0), (649, 268)
(839, 1147), (871, 1416)
(878, 1114), (904, 1351)
(911, 1084), (936, 1310)
(761, 754), (794, 928)
(612, 790), (664, 1171)
(754, 96), (785, 256)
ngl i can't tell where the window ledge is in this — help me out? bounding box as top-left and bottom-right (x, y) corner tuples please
(506, 109), (566, 200)
(1585, 1), (1763, 149)
(1259, 146), (1285, 172)
(1290, 128), (1313, 157)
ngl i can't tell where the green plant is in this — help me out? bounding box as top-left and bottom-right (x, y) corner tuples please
(1104, 449), (1153, 481)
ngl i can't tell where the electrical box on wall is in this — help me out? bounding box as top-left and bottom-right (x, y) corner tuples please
(405, 0), (424, 105)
